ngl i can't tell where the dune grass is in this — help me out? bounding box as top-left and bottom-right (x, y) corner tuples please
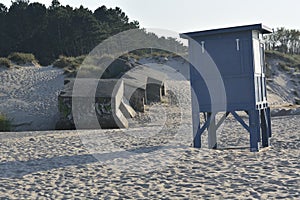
(0, 57), (12, 68)
(0, 114), (11, 132)
(53, 55), (133, 78)
(53, 55), (86, 76)
(8, 52), (38, 65)
(266, 51), (300, 74)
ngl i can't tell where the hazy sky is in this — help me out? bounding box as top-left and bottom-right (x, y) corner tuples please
(2, 0), (299, 33)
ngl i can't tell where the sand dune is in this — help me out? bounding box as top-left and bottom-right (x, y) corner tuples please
(0, 65), (64, 131)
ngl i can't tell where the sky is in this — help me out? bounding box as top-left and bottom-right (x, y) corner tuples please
(2, 0), (299, 34)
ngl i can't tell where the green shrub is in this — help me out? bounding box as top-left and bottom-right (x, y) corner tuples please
(266, 51), (300, 66)
(58, 98), (71, 118)
(0, 114), (11, 132)
(278, 62), (291, 72)
(0, 57), (12, 68)
(126, 49), (176, 60)
(295, 64), (300, 72)
(53, 55), (86, 74)
(266, 51), (300, 73)
(8, 52), (38, 65)
(53, 56), (75, 68)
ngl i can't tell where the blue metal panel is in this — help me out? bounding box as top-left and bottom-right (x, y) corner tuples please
(204, 38), (243, 76)
(190, 33), (255, 110)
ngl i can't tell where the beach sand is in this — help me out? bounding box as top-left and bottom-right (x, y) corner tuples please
(0, 65), (64, 131)
(0, 116), (299, 199)
(0, 81), (299, 199)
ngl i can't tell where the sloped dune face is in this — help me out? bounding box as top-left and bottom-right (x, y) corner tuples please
(265, 56), (300, 106)
(0, 65), (64, 131)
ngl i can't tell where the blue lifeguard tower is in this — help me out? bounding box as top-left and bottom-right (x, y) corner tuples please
(180, 24), (272, 152)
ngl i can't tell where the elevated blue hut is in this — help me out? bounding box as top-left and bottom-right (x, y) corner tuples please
(180, 24), (272, 151)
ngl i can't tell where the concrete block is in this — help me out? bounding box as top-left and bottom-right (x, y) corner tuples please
(58, 79), (128, 129)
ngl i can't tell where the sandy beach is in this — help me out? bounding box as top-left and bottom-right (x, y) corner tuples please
(0, 1), (299, 199)
(0, 115), (299, 199)
(0, 80), (299, 199)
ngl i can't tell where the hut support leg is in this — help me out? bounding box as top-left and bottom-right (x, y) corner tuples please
(191, 92), (201, 148)
(193, 115), (202, 148)
(261, 108), (269, 147)
(207, 112), (217, 149)
(194, 112), (212, 148)
(249, 110), (260, 152)
(267, 107), (272, 137)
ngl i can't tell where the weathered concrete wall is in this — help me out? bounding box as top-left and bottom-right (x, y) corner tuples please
(57, 64), (169, 130)
(146, 77), (165, 103)
(123, 79), (146, 112)
(56, 79), (130, 130)
(122, 65), (167, 109)
(120, 97), (137, 118)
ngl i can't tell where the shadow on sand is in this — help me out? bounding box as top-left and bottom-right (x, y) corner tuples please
(0, 145), (179, 178)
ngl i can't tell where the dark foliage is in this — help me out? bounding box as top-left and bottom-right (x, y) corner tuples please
(265, 28), (300, 55)
(0, 1), (186, 66)
(0, 0), (141, 65)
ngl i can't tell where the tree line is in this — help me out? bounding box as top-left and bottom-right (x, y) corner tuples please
(265, 27), (300, 55)
(0, 0), (186, 65)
